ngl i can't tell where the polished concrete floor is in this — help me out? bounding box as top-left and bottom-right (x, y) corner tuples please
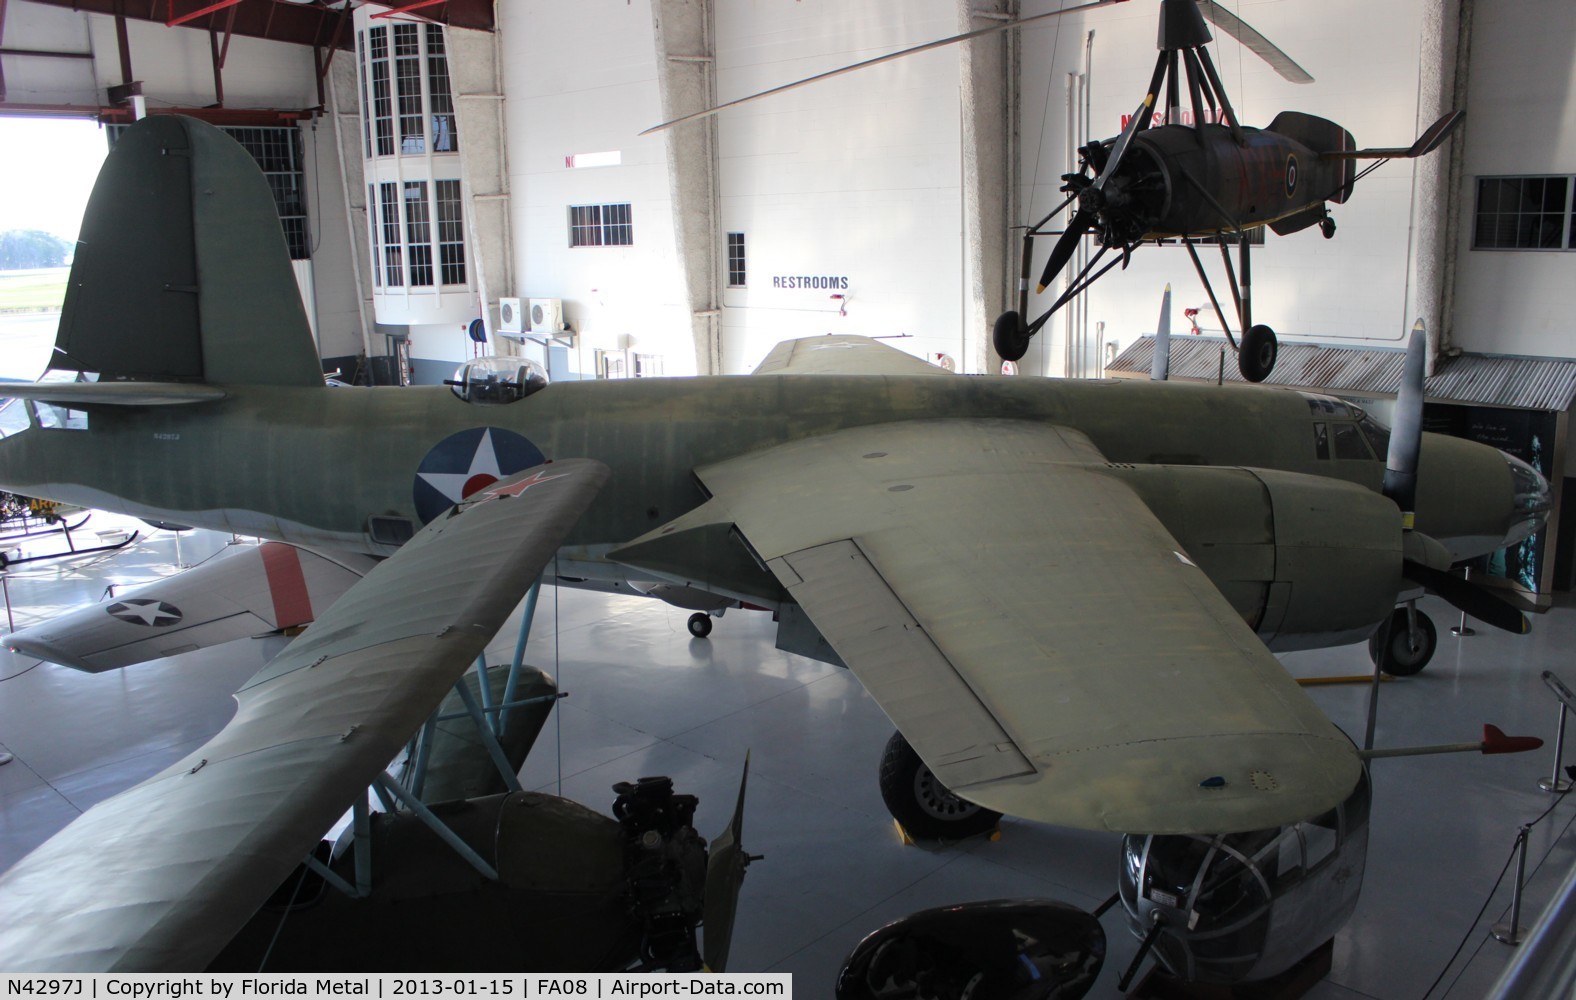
(1, 514), (1573, 997)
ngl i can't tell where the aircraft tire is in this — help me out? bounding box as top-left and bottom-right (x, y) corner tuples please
(1239, 325), (1278, 383)
(879, 730), (1001, 840)
(687, 612), (713, 638)
(1369, 607), (1436, 676)
(992, 311), (1031, 363)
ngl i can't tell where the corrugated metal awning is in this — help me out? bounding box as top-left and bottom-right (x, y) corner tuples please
(1106, 337), (1576, 411)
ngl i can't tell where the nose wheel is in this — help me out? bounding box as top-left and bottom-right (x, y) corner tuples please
(1369, 606), (1436, 676)
(686, 612), (714, 638)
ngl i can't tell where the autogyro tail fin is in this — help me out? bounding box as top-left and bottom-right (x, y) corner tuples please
(51, 115), (323, 388)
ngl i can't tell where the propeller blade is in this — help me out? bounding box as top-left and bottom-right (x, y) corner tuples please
(1198, 1), (1314, 84)
(1095, 92), (1155, 192)
(702, 755), (752, 973)
(1037, 208), (1097, 294)
(1382, 320), (1426, 524)
(1151, 284), (1172, 381)
(641, 0), (1133, 135)
(1402, 560), (1531, 635)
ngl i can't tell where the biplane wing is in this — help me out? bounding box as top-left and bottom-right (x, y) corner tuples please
(0, 460), (607, 971)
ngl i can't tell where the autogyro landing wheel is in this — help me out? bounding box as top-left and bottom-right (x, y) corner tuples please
(992, 311), (1031, 363)
(1238, 324), (1278, 383)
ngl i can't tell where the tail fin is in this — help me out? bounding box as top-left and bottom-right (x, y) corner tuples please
(53, 115), (323, 387)
(1268, 110), (1358, 204)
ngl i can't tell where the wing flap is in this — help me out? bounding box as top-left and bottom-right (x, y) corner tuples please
(0, 459), (608, 971)
(699, 420), (1361, 835)
(771, 541), (1032, 788)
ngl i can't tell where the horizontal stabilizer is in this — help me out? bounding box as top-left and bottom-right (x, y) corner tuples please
(0, 381), (226, 407)
(1320, 111), (1464, 160)
(6, 542), (372, 672)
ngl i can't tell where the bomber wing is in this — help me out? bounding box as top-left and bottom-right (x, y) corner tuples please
(695, 419), (1360, 835)
(752, 335), (949, 377)
(6, 542), (374, 673)
(0, 460), (607, 971)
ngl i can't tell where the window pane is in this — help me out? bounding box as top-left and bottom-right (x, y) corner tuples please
(404, 181), (432, 286)
(369, 26), (394, 157)
(394, 24), (425, 155)
(727, 232), (746, 286)
(426, 24), (459, 152)
(436, 179), (466, 284)
(368, 183), (381, 287)
(569, 204), (603, 247)
(380, 181), (404, 286)
(358, 31), (372, 159)
(603, 202), (633, 246)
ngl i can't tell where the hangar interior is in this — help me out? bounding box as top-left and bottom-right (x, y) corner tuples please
(1, 0), (1576, 993)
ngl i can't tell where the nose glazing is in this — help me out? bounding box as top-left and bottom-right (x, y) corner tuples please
(1504, 452), (1551, 548)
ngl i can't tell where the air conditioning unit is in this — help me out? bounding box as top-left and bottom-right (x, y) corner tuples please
(498, 297), (523, 334)
(529, 298), (564, 333)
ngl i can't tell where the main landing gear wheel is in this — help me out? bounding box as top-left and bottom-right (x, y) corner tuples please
(1238, 324), (1278, 383)
(687, 612), (714, 638)
(1369, 607), (1437, 676)
(879, 730), (1002, 840)
(992, 311), (1031, 363)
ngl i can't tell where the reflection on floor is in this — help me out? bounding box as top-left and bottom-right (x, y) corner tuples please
(1, 514), (1572, 997)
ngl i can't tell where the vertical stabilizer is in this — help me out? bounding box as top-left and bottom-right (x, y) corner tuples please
(53, 116), (324, 387)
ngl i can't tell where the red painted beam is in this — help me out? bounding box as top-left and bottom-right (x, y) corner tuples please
(166, 0), (242, 29)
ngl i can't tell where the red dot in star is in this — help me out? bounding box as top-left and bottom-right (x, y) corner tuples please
(462, 473), (499, 497)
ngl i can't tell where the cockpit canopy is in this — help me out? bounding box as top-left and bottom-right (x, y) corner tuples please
(448, 356), (549, 405)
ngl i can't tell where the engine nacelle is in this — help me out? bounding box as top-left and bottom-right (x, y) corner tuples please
(1104, 465), (1402, 651)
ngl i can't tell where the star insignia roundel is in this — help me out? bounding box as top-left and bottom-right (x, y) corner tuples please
(413, 426), (547, 524)
(106, 599), (183, 628)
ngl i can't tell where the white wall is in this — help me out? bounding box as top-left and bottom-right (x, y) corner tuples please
(712, 0), (964, 373)
(500, 0), (693, 373)
(1450, 0), (1576, 359)
(1015, 0), (1432, 376)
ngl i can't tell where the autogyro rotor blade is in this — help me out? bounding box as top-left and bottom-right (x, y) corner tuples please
(1382, 320), (1426, 524)
(641, 0), (1134, 135)
(1037, 208), (1098, 294)
(1197, 0), (1314, 84)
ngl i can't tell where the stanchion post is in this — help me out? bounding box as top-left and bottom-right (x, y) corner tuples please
(1451, 566), (1477, 637)
(1493, 825), (1532, 945)
(1540, 672), (1574, 793)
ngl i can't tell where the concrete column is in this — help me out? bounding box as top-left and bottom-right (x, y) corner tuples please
(651, 0), (722, 376)
(448, 25), (513, 349)
(1410, 0), (1472, 376)
(957, 0), (1019, 375)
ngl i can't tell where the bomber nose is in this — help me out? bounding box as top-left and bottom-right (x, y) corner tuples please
(1503, 452), (1551, 548)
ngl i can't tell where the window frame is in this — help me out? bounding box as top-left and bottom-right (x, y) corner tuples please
(726, 231), (746, 287)
(1472, 174), (1576, 251)
(568, 203), (634, 248)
